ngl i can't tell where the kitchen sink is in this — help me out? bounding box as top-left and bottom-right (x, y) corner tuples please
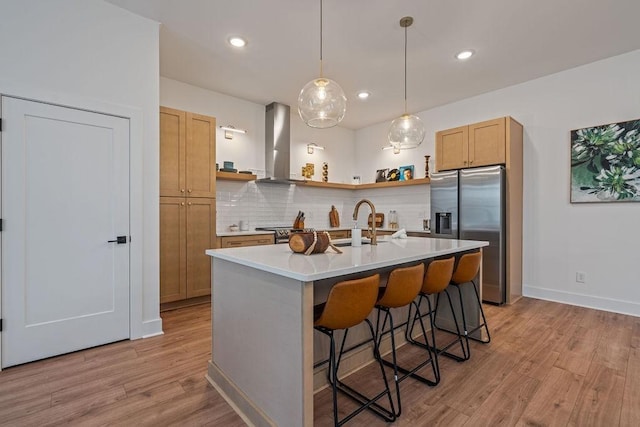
(333, 239), (371, 247)
(331, 237), (390, 247)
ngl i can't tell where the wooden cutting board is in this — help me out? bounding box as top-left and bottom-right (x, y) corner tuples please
(329, 205), (340, 227)
(368, 213), (384, 228)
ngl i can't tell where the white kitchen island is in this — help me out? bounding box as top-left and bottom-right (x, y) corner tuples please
(206, 237), (488, 427)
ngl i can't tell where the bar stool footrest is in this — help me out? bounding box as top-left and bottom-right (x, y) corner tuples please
(334, 380), (396, 424)
(380, 358), (439, 386)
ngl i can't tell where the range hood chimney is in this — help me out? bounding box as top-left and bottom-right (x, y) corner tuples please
(259, 102), (297, 184)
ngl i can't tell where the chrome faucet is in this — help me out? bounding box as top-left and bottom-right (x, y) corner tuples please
(353, 199), (377, 245)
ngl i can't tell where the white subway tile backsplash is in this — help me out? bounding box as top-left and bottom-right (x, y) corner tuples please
(216, 181), (430, 233)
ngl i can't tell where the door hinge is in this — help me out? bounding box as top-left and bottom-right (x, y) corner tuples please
(0, 118), (3, 132)
(0, 319), (3, 332)
(0, 218), (3, 231)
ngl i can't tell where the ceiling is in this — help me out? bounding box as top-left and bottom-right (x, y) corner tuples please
(107, 0), (640, 130)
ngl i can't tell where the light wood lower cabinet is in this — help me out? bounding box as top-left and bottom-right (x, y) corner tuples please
(160, 197), (216, 303)
(324, 230), (350, 239)
(217, 234), (275, 248)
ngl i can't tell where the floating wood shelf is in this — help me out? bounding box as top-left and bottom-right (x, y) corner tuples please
(357, 177), (431, 189)
(298, 177), (430, 189)
(216, 171), (257, 181)
(297, 180), (356, 189)
(216, 173), (430, 188)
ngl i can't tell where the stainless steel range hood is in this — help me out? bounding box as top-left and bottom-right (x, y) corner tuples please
(257, 102), (299, 184)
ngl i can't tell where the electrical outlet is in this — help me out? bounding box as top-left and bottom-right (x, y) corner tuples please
(576, 271), (586, 283)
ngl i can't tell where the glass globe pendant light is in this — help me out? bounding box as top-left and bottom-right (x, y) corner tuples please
(388, 16), (425, 149)
(298, 0), (347, 128)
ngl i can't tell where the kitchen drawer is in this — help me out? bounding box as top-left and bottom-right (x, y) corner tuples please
(325, 230), (350, 239)
(220, 234), (275, 248)
(363, 229), (394, 238)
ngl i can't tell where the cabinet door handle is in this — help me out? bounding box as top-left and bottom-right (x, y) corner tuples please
(188, 189), (192, 193)
(180, 202), (185, 206)
(229, 241), (242, 246)
(181, 189), (185, 193)
(470, 160), (473, 165)
(188, 202), (192, 206)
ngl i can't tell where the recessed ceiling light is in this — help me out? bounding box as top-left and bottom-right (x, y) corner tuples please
(456, 50), (474, 60)
(228, 36), (247, 48)
(357, 91), (370, 100)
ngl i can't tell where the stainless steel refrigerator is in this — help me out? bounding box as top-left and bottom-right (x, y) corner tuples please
(430, 165), (506, 304)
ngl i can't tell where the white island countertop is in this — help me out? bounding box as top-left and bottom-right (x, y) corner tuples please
(206, 237), (488, 282)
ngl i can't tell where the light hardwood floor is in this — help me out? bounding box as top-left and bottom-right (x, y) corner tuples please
(1, 298), (638, 426)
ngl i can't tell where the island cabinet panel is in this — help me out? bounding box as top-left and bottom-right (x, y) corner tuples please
(160, 107), (216, 198)
(436, 117), (511, 171)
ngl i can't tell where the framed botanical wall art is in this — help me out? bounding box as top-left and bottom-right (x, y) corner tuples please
(571, 119), (640, 202)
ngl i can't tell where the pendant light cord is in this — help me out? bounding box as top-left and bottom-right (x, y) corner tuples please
(319, 0), (323, 77)
(404, 23), (407, 114)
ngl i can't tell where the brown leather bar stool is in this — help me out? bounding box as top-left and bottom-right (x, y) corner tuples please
(314, 274), (396, 426)
(437, 251), (491, 359)
(405, 256), (469, 363)
(374, 263), (438, 418)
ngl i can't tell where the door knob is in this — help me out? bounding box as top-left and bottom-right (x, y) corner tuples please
(108, 236), (128, 244)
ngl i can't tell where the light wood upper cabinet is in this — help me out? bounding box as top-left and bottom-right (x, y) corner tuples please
(436, 117), (511, 171)
(469, 118), (506, 167)
(160, 107), (216, 198)
(435, 125), (468, 170)
(160, 108), (186, 197)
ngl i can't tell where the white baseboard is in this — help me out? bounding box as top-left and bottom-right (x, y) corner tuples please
(523, 285), (640, 318)
(141, 318), (164, 338)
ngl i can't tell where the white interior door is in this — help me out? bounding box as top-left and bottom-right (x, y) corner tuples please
(1, 96), (130, 368)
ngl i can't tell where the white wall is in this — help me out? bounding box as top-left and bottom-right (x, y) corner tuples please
(160, 77), (357, 184)
(0, 0), (162, 337)
(356, 49), (640, 316)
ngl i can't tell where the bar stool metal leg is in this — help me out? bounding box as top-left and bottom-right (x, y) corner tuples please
(407, 290), (468, 362)
(373, 263), (438, 418)
(455, 278), (491, 345)
(441, 251), (491, 360)
(314, 274), (396, 426)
